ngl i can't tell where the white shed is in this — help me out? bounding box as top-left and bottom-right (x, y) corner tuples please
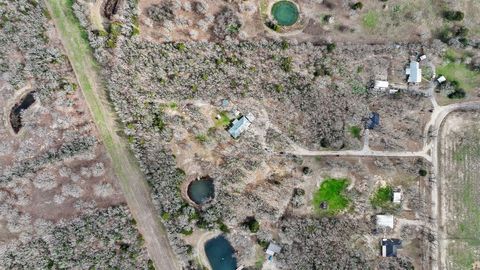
(393, 191), (402, 204)
(437, 76), (446, 84)
(376, 215), (394, 229)
(374, 80), (389, 89)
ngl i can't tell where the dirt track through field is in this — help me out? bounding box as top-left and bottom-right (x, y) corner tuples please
(44, 1), (181, 269)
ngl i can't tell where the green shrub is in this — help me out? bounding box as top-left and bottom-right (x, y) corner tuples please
(161, 212), (170, 221)
(443, 10), (464, 21)
(195, 134), (208, 142)
(326, 43), (336, 53)
(448, 88), (466, 99)
(349, 125), (361, 139)
(218, 221), (230, 233)
(152, 113), (165, 131)
(243, 217), (260, 233)
(181, 228), (193, 235)
(176, 42), (186, 51)
(227, 23), (240, 34)
(265, 21), (280, 32)
(351, 2), (363, 10)
(280, 57), (292, 72)
(419, 169), (428, 176)
(274, 84), (284, 93)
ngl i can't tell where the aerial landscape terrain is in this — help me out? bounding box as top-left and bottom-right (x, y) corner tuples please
(1, 0), (480, 269)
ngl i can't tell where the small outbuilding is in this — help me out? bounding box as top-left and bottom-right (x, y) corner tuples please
(366, 112), (380, 129)
(376, 215), (394, 229)
(419, 54), (427, 61)
(374, 80), (389, 90)
(389, 89), (399, 94)
(437, 75), (446, 84)
(381, 238), (402, 257)
(406, 61), (422, 83)
(393, 190), (402, 204)
(266, 243), (281, 259)
(228, 113), (255, 139)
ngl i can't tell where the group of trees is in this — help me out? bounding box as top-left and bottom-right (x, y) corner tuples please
(0, 206), (151, 269)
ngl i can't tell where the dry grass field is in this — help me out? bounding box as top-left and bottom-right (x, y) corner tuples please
(439, 112), (480, 269)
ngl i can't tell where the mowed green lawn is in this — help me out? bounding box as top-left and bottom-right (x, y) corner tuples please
(437, 63), (480, 93)
(313, 178), (350, 215)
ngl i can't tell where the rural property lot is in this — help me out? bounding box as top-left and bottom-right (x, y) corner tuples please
(439, 112), (480, 269)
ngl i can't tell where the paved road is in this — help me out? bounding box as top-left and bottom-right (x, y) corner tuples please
(45, 1), (181, 269)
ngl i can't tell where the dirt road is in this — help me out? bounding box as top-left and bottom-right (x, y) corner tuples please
(45, 1), (181, 269)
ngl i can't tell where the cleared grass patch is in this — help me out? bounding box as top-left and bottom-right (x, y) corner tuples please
(313, 178), (350, 215)
(348, 125), (361, 139)
(437, 63), (480, 92)
(362, 11), (379, 30)
(370, 186), (392, 207)
(437, 49), (480, 93)
(214, 111), (231, 128)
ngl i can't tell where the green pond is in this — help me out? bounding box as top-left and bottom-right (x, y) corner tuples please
(271, 1), (299, 26)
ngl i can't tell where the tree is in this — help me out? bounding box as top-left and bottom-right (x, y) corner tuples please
(351, 2), (363, 10)
(443, 10), (464, 21)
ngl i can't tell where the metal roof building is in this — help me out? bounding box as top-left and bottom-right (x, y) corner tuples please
(366, 112), (380, 129)
(374, 80), (389, 90)
(376, 215), (394, 229)
(406, 61), (422, 83)
(228, 113), (255, 139)
(437, 75), (446, 84)
(266, 243), (281, 256)
(393, 191), (402, 204)
(381, 238), (402, 257)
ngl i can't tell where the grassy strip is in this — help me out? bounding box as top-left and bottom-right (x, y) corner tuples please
(45, 1), (180, 269)
(45, 0), (116, 168)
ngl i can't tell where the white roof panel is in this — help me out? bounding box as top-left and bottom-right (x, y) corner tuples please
(376, 215), (394, 228)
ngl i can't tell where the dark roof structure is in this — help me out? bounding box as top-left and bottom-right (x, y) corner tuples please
(366, 112), (380, 129)
(381, 238), (402, 257)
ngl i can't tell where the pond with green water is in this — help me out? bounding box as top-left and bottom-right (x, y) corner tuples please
(271, 1), (299, 26)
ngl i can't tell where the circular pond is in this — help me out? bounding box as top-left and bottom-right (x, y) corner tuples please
(187, 177), (214, 205)
(271, 1), (299, 26)
(205, 235), (237, 270)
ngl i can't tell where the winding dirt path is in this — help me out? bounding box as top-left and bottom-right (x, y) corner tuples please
(44, 1), (181, 269)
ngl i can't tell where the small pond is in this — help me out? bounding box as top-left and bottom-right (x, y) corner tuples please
(271, 1), (299, 26)
(187, 177), (214, 205)
(205, 235), (237, 270)
(10, 92), (36, 134)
